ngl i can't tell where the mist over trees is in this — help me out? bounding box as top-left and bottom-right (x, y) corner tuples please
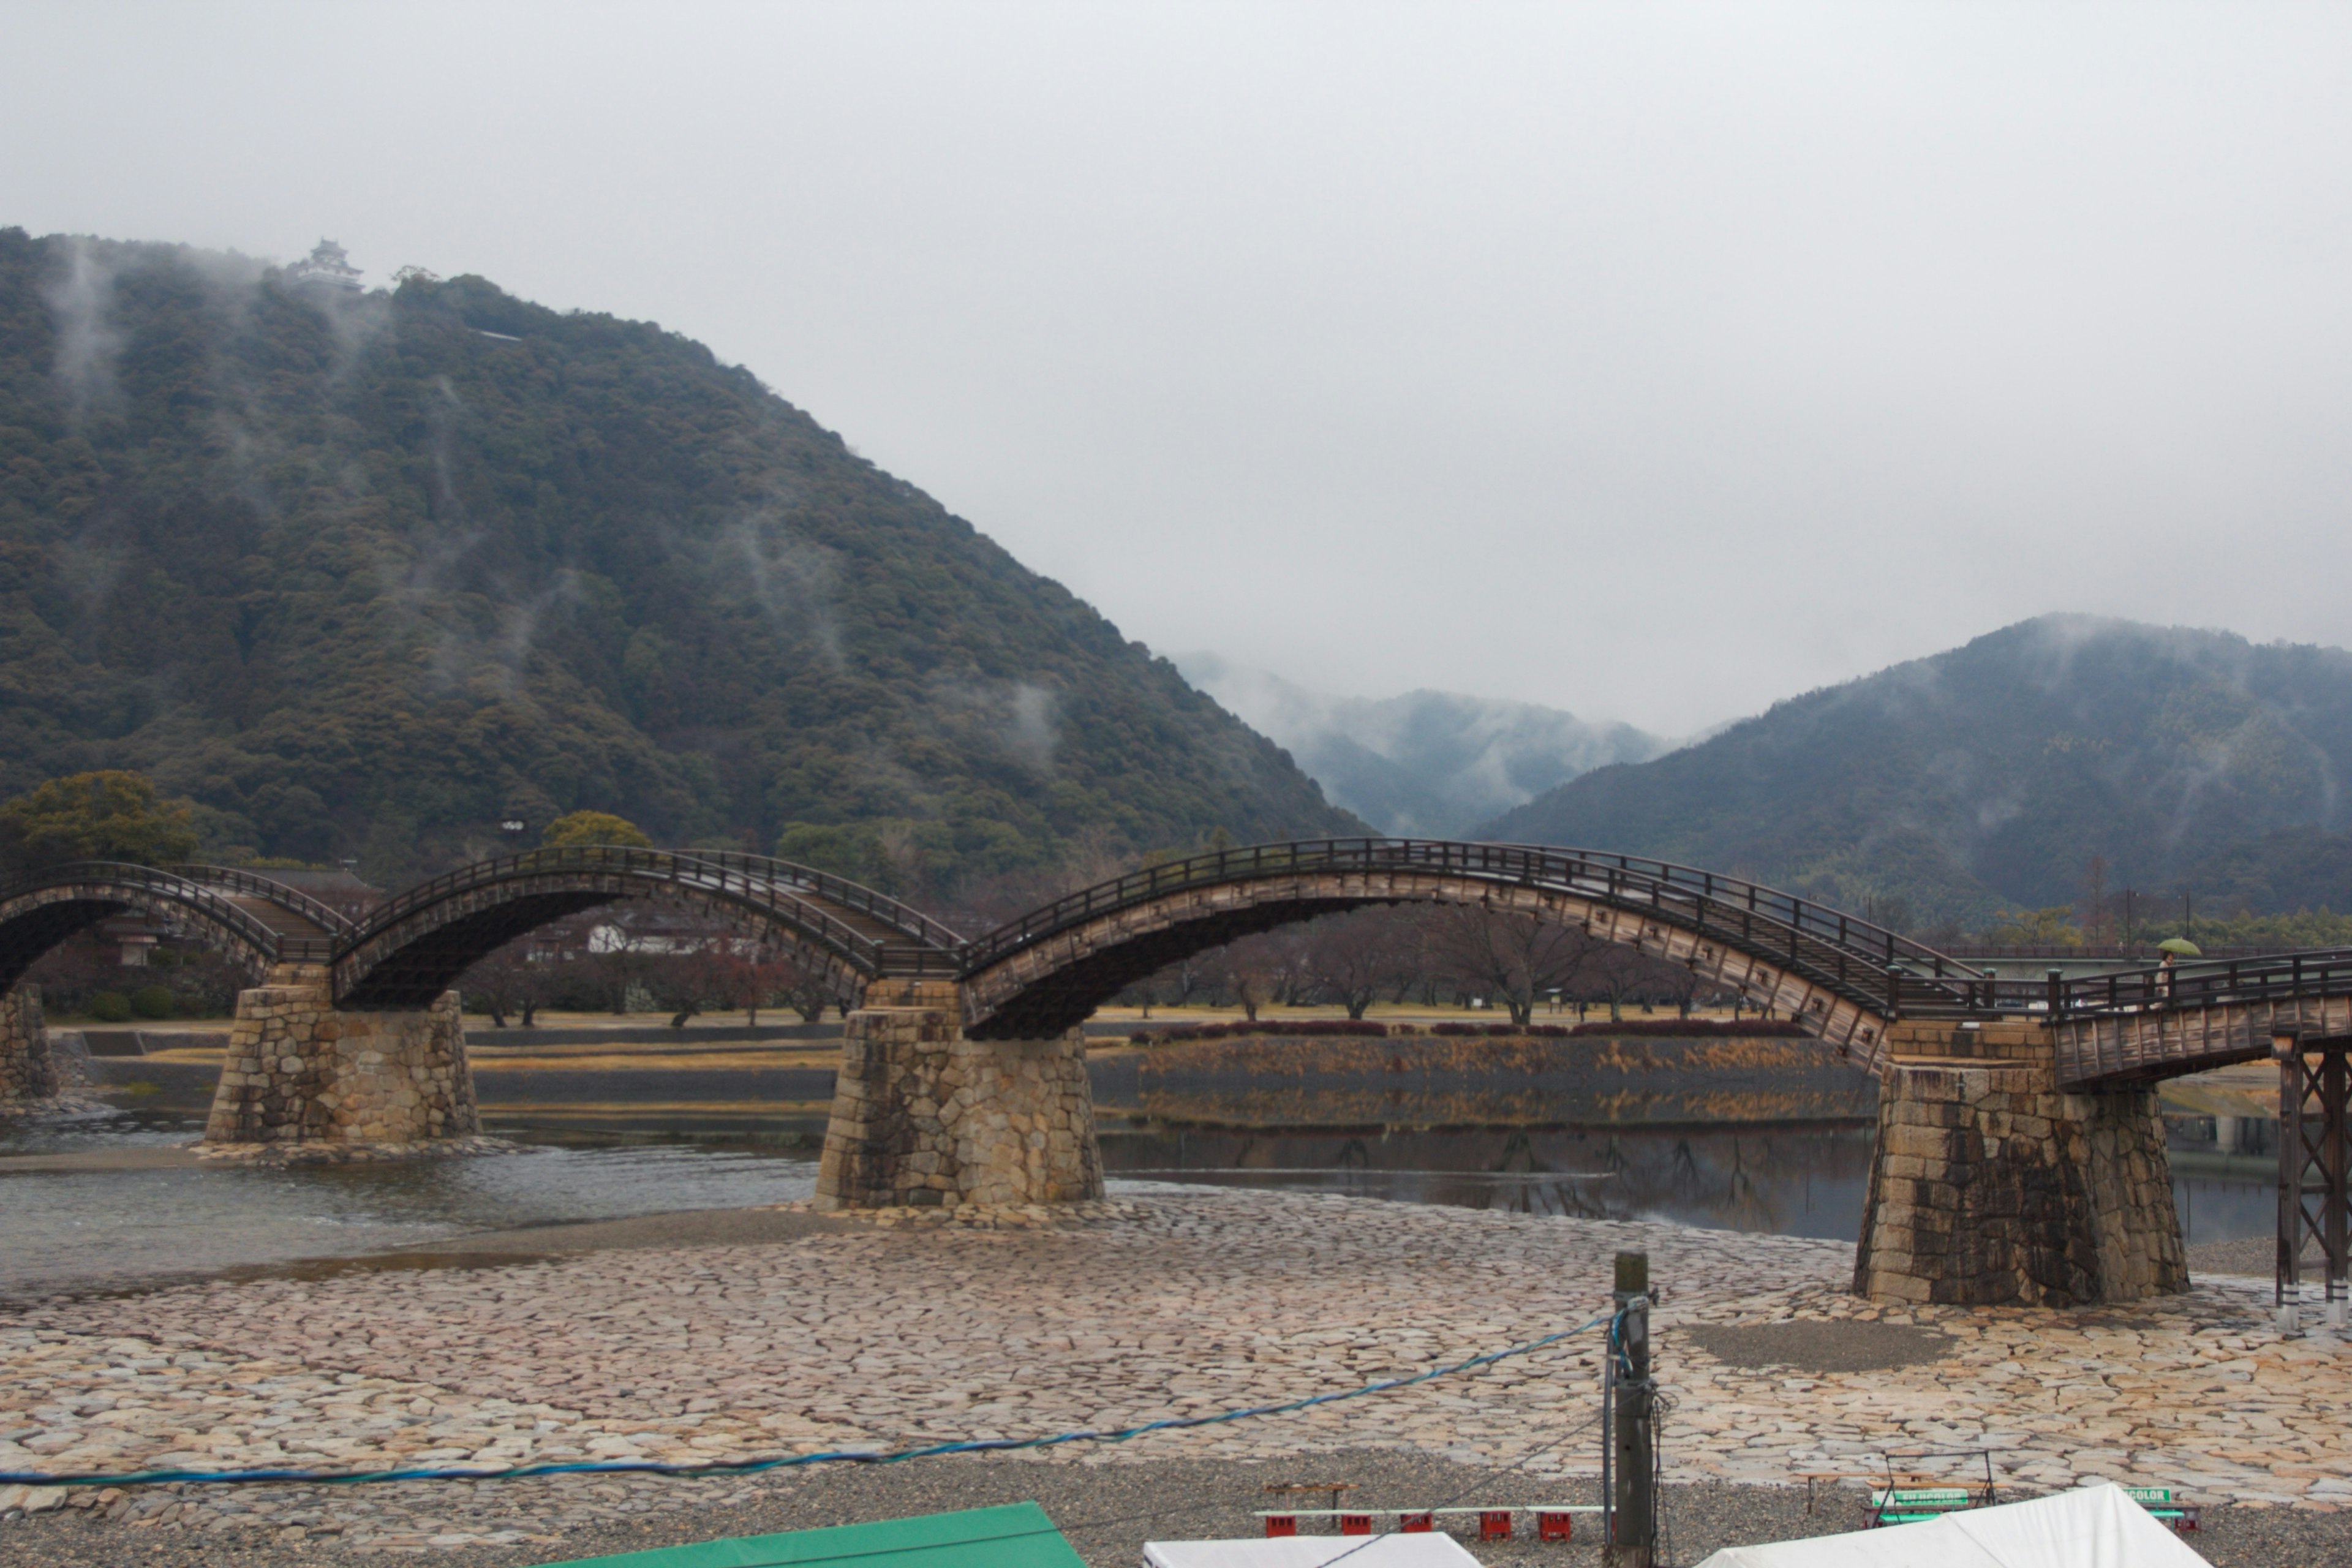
(1485, 616), (2352, 933)
(0, 229), (1361, 899)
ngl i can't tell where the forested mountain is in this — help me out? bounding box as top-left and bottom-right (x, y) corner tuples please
(0, 230), (1363, 895)
(1178, 654), (1667, 837)
(1482, 616), (2352, 930)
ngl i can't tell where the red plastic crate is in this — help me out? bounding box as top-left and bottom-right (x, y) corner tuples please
(1262, 1516), (1297, 1539)
(1479, 1510), (1513, 1542)
(1340, 1515), (1373, 1536)
(1537, 1511), (1574, 1543)
(1400, 1513), (1434, 1534)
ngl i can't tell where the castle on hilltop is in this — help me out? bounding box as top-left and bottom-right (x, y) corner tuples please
(286, 239), (363, 292)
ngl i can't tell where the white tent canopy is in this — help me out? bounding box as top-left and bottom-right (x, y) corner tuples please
(1144, 1536), (1486, 1568)
(1695, 1483), (2210, 1568)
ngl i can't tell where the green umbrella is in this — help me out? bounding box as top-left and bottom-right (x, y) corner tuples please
(2157, 937), (2202, 957)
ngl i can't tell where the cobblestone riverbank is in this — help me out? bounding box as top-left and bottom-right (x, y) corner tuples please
(1, 1186), (2348, 1559)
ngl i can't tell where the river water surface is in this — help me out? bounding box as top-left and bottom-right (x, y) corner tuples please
(1, 1100), (2277, 1302)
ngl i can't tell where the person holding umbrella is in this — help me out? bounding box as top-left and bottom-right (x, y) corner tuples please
(2157, 936), (2201, 999)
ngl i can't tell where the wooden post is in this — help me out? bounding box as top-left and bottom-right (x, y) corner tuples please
(1604, 1250), (1656, 1568)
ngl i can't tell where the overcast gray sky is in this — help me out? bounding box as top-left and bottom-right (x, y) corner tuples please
(8, 2), (2351, 734)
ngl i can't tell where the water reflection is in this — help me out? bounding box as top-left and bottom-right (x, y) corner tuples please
(1099, 1124), (1873, 1241)
(0, 1110), (817, 1302)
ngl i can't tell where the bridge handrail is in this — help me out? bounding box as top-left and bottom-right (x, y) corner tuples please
(2058, 949), (2352, 1018)
(339, 846), (903, 975)
(0, 860), (291, 965)
(1483, 841), (1980, 980)
(168, 865), (359, 937)
(657, 850), (965, 952)
(956, 839), (1983, 1012)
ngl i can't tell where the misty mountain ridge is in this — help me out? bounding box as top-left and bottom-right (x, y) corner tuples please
(0, 230), (1363, 892)
(1483, 614), (2352, 929)
(1179, 654), (1669, 838)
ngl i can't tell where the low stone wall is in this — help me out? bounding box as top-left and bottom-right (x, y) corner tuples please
(0, 987), (57, 1106)
(1855, 1058), (2186, 1307)
(201, 966), (480, 1153)
(816, 988), (1102, 1210)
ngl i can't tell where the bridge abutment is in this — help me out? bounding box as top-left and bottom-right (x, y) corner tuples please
(0, 986), (58, 1107)
(1856, 1031), (2184, 1306)
(200, 965), (484, 1159)
(815, 981), (1103, 1210)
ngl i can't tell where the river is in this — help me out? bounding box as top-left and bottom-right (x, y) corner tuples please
(0, 1095), (2277, 1303)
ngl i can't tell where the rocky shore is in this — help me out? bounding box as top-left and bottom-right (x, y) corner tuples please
(1, 1186), (2348, 1562)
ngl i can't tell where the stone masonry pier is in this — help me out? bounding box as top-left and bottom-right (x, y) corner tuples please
(0, 985), (57, 1109)
(1856, 1022), (2185, 1307)
(815, 979), (1102, 1210)
(198, 964), (485, 1161)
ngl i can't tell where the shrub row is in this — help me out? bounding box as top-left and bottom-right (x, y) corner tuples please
(86, 986), (179, 1023)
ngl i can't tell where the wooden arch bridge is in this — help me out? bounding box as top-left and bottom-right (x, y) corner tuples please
(7, 838), (2350, 1308)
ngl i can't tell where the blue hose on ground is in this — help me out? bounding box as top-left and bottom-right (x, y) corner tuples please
(0, 1311), (1610, 1491)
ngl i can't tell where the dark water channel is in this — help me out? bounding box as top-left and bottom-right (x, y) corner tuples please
(1098, 1124), (1874, 1241)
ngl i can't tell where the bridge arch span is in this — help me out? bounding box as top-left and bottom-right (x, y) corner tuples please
(331, 847), (960, 1009)
(0, 862), (350, 993)
(956, 839), (1975, 1065)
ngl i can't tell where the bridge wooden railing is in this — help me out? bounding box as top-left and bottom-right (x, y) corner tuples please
(0, 861), (293, 978)
(172, 864), (358, 960)
(1886, 951), (2352, 1023)
(339, 846), (948, 982)
(660, 850), (965, 955)
(2058, 950), (2352, 1017)
(957, 838), (1986, 1017)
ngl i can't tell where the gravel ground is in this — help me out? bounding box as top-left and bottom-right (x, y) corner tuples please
(10, 1189), (2352, 1561)
(1677, 1319), (1950, 1374)
(1, 1448), (2344, 1566)
(2190, 1238), (2277, 1279)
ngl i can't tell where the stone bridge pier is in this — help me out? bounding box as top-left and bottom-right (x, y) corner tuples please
(199, 964), (483, 1159)
(0, 986), (59, 1107)
(1855, 1022), (2186, 1307)
(815, 979), (1103, 1210)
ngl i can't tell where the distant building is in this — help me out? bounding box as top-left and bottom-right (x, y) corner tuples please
(287, 239), (363, 292)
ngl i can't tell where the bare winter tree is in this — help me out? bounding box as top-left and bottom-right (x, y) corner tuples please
(1303, 907), (1414, 1019)
(461, 941), (547, 1028)
(1214, 933), (1292, 1021)
(1571, 940), (1657, 1022)
(2080, 853), (2109, 944)
(1428, 907), (1597, 1025)
(769, 951), (854, 1023)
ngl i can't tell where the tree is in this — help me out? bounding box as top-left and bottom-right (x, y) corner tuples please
(0, 772), (199, 872)
(1570, 941), (1654, 1023)
(1215, 935), (1292, 1022)
(1304, 907), (1414, 1019)
(771, 952), (852, 1023)
(2079, 854), (2109, 944)
(541, 810), (654, 850)
(461, 938), (555, 1027)
(1981, 907), (2083, 946)
(1430, 907), (1596, 1026)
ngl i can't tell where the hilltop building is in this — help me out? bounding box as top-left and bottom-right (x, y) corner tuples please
(286, 239), (363, 291)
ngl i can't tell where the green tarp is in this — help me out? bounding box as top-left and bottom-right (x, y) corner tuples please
(529, 1501), (1090, 1568)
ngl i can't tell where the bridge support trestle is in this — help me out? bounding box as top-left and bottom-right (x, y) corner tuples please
(1856, 1054), (2185, 1307)
(199, 965), (483, 1158)
(0, 986), (59, 1107)
(816, 981), (1103, 1210)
